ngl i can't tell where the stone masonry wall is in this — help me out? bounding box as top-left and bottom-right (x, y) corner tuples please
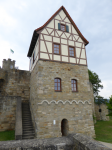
(0, 96), (18, 131)
(0, 68), (30, 101)
(30, 60), (95, 139)
(95, 103), (109, 121)
(0, 133), (111, 150)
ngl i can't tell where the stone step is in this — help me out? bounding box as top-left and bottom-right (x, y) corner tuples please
(23, 123), (33, 125)
(22, 120), (32, 122)
(23, 128), (34, 131)
(23, 129), (34, 131)
(23, 125), (33, 129)
(23, 131), (35, 134)
(23, 132), (35, 136)
(22, 116), (31, 117)
(22, 120), (32, 123)
(22, 136), (34, 139)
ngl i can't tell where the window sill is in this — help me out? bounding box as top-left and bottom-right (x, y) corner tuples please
(59, 30), (69, 33)
(54, 53), (60, 55)
(69, 56), (76, 58)
(55, 91), (62, 92)
(72, 91), (78, 93)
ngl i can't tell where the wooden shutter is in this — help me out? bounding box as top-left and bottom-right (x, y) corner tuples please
(58, 23), (61, 30)
(66, 25), (69, 32)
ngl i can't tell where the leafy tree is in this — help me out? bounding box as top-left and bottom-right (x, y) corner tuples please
(95, 95), (108, 105)
(88, 69), (103, 98)
(106, 95), (112, 116)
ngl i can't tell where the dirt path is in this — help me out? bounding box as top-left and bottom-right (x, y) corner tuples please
(98, 141), (112, 149)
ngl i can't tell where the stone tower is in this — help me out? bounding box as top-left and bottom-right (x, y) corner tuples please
(27, 6), (95, 139)
(2, 58), (15, 70)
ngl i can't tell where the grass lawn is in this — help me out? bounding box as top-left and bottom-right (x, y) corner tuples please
(0, 130), (15, 141)
(94, 118), (112, 143)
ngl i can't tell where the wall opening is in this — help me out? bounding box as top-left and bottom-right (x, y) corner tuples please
(61, 119), (69, 136)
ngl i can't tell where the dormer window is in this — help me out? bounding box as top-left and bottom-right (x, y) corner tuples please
(58, 23), (69, 32)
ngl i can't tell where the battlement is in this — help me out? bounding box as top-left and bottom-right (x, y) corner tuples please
(2, 58), (16, 70)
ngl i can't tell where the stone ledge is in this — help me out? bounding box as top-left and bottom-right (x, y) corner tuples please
(0, 133), (111, 150)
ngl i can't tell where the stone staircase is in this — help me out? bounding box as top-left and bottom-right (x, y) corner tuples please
(22, 102), (35, 139)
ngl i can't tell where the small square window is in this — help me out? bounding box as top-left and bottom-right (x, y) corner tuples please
(61, 24), (66, 31)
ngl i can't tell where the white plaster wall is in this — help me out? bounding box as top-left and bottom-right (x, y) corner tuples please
(80, 59), (86, 65)
(70, 57), (76, 63)
(81, 49), (86, 59)
(46, 42), (52, 53)
(54, 55), (60, 61)
(40, 53), (49, 59)
(40, 41), (47, 52)
(55, 20), (60, 30)
(76, 48), (81, 58)
(55, 14), (61, 20)
(75, 42), (82, 48)
(44, 35), (52, 41)
(61, 45), (68, 56)
(62, 56), (68, 62)
(47, 20), (54, 28)
(69, 41), (74, 46)
(61, 39), (67, 44)
(41, 29), (48, 34)
(53, 37), (60, 43)
(59, 10), (66, 20)
(72, 26), (78, 35)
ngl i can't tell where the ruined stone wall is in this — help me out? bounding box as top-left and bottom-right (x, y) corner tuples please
(30, 60), (95, 139)
(0, 68), (30, 101)
(0, 96), (18, 131)
(0, 133), (110, 150)
(95, 103), (109, 121)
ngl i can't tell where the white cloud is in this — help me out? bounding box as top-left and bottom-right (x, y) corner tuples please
(0, 7), (17, 28)
(99, 80), (112, 99)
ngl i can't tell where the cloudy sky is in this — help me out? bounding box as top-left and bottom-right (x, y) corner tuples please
(0, 0), (112, 99)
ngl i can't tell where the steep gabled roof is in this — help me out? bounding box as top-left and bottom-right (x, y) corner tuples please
(27, 6), (89, 57)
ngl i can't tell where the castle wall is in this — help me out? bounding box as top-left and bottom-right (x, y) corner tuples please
(0, 68), (30, 101)
(30, 60), (95, 139)
(95, 103), (109, 121)
(0, 96), (18, 131)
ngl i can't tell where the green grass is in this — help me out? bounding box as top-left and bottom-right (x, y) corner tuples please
(0, 130), (15, 141)
(94, 119), (112, 143)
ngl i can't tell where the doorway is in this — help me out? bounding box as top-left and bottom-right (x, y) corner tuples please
(61, 119), (69, 136)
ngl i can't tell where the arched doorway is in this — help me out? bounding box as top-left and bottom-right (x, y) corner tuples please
(61, 119), (69, 136)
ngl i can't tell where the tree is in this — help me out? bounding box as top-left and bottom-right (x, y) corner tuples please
(88, 69), (103, 98)
(95, 95), (108, 105)
(106, 95), (112, 116)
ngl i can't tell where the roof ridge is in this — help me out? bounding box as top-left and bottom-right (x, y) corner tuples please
(35, 6), (89, 45)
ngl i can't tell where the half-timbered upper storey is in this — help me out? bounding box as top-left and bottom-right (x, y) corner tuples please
(27, 6), (89, 71)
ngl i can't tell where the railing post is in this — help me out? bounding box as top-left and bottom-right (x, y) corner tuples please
(15, 97), (22, 140)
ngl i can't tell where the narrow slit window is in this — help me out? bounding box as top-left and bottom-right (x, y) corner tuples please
(71, 79), (77, 92)
(54, 78), (61, 91)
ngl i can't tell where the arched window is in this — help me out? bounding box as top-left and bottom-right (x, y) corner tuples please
(71, 79), (77, 92)
(54, 78), (61, 91)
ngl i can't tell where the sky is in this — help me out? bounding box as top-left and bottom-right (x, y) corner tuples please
(0, 0), (112, 99)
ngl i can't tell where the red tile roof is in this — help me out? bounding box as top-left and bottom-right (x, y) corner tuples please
(27, 6), (89, 57)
